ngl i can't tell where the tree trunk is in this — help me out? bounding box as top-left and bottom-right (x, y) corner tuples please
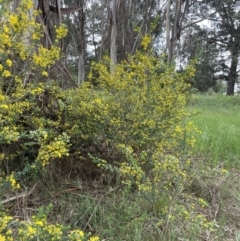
(166, 0), (171, 62)
(166, 0), (182, 63)
(227, 50), (238, 95)
(166, 0), (189, 63)
(110, 0), (118, 72)
(77, 0), (85, 84)
(12, 0), (20, 11)
(77, 53), (85, 84)
(171, 0), (181, 60)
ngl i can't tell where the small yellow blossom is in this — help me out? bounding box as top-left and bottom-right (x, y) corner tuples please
(27, 226), (36, 237)
(32, 33), (40, 40)
(6, 59), (12, 67)
(9, 15), (18, 27)
(0, 234), (5, 241)
(221, 168), (228, 174)
(6, 173), (20, 189)
(88, 236), (100, 241)
(42, 71), (48, 77)
(35, 220), (44, 226)
(0, 104), (8, 109)
(3, 26), (10, 33)
(2, 70), (11, 77)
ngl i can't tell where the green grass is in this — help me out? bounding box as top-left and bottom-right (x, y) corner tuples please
(188, 94), (240, 167)
(185, 94), (240, 241)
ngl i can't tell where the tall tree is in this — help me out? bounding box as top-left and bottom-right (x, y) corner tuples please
(207, 0), (240, 95)
(164, 0), (216, 64)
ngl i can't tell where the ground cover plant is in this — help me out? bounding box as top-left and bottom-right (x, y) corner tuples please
(0, 1), (238, 240)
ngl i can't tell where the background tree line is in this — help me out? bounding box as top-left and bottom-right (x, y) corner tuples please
(34, 0), (237, 95)
(10, 0), (239, 94)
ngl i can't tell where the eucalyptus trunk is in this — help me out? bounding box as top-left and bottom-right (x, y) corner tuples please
(227, 49), (239, 95)
(110, 0), (118, 71)
(166, 0), (188, 63)
(77, 1), (85, 84)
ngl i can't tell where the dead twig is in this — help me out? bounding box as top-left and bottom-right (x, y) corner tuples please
(1, 183), (37, 204)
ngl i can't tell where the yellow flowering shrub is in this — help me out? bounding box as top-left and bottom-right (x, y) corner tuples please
(67, 49), (196, 166)
(0, 80), (70, 187)
(62, 45), (214, 235)
(0, 0), (69, 188)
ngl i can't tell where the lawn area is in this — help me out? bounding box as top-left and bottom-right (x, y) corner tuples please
(189, 94), (240, 167)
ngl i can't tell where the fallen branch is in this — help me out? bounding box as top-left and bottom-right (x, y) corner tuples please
(1, 183), (37, 204)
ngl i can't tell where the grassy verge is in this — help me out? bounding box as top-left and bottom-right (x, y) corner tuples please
(188, 94), (240, 167)
(186, 93), (240, 240)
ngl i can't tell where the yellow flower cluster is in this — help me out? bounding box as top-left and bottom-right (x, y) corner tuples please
(88, 236), (100, 241)
(0, 0), (66, 82)
(0, 213), (100, 241)
(0, 215), (13, 241)
(32, 46), (60, 68)
(37, 134), (70, 166)
(5, 173), (20, 189)
(55, 24), (68, 40)
(141, 34), (151, 50)
(9, 14), (18, 28)
(0, 127), (20, 144)
(1, 33), (11, 47)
